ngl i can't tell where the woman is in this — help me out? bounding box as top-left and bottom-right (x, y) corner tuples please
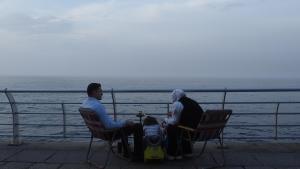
(165, 89), (203, 160)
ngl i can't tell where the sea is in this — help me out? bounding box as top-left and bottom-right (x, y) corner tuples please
(0, 76), (300, 142)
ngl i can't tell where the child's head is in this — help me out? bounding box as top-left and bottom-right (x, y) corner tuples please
(143, 116), (159, 126)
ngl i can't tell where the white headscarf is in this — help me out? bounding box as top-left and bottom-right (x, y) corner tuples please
(171, 89), (186, 103)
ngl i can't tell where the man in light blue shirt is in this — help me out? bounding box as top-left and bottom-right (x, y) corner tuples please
(81, 83), (134, 129)
(81, 83), (143, 158)
(81, 92), (131, 129)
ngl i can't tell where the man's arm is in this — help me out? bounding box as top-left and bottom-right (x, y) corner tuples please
(93, 104), (126, 129)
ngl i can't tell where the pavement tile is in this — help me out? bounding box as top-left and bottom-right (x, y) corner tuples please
(46, 151), (86, 163)
(28, 163), (61, 169)
(254, 152), (300, 167)
(181, 167), (196, 169)
(217, 167), (244, 169)
(105, 167), (121, 169)
(278, 143), (300, 153)
(212, 152), (263, 166)
(123, 161), (182, 169)
(253, 143), (290, 153)
(122, 163), (153, 169)
(58, 163), (100, 169)
(0, 148), (22, 161)
(0, 144), (26, 150)
(6, 150), (55, 163)
(0, 142), (300, 169)
(0, 162), (32, 169)
(245, 167), (274, 169)
(187, 153), (217, 167)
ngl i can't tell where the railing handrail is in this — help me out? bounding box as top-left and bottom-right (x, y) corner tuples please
(1, 88), (300, 93)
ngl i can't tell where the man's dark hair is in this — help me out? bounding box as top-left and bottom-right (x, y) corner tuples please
(87, 83), (101, 96)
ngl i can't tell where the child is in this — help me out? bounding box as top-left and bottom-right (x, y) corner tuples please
(143, 116), (164, 162)
(143, 116), (161, 139)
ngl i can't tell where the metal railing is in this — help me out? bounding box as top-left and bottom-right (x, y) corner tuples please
(1, 88), (300, 144)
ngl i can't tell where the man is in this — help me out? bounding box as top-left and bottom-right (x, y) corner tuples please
(81, 83), (143, 158)
(166, 89), (203, 160)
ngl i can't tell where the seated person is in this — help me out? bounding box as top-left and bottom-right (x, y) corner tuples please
(143, 116), (164, 161)
(164, 89), (204, 160)
(81, 83), (143, 157)
(143, 116), (163, 145)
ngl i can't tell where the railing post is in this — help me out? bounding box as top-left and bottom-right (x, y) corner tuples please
(167, 103), (170, 113)
(275, 103), (280, 140)
(222, 89), (227, 110)
(111, 88), (117, 121)
(61, 103), (66, 138)
(4, 89), (21, 145)
(218, 89), (227, 149)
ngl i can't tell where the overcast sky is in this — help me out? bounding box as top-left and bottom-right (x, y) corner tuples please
(0, 0), (299, 78)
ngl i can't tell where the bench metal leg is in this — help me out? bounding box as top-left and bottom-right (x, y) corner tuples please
(86, 135), (93, 162)
(100, 142), (113, 169)
(201, 141), (207, 157)
(198, 137), (225, 169)
(219, 135), (224, 147)
(97, 132), (117, 169)
(218, 137), (225, 166)
(85, 134), (112, 169)
(192, 141), (207, 169)
(87, 134), (115, 169)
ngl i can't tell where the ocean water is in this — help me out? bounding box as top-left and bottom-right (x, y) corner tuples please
(0, 76), (300, 142)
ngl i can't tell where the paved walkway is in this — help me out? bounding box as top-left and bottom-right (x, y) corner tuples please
(0, 141), (299, 169)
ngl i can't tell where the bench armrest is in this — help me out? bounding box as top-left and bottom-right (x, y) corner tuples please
(178, 125), (195, 132)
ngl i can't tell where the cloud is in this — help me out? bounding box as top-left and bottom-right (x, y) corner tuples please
(0, 14), (72, 34)
(63, 0), (247, 23)
(0, 0), (250, 35)
(64, 2), (114, 22)
(0, 0), (299, 78)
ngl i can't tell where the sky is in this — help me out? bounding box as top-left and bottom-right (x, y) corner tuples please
(0, 0), (299, 78)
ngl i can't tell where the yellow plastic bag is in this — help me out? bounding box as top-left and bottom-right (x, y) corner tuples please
(144, 146), (165, 162)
